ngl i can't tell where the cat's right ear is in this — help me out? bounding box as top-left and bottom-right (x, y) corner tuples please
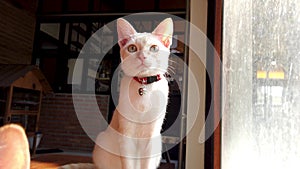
(117, 18), (137, 47)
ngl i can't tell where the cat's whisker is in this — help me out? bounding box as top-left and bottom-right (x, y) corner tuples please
(167, 65), (176, 70)
(168, 64), (176, 70)
(167, 67), (176, 75)
(168, 60), (177, 63)
(168, 61), (178, 65)
(168, 60), (180, 67)
(168, 65), (176, 69)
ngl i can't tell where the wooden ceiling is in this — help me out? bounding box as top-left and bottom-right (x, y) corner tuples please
(39, 0), (186, 14)
(4, 0), (38, 15)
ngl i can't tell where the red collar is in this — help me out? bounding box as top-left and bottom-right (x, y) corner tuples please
(133, 74), (163, 85)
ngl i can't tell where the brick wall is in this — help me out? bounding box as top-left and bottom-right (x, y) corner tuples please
(39, 93), (110, 152)
(0, 0), (37, 64)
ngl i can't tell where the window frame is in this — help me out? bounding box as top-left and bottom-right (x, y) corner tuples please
(205, 0), (223, 169)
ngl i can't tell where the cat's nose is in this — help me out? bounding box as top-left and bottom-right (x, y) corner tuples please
(138, 54), (146, 61)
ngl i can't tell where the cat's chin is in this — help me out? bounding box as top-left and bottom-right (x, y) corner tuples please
(136, 70), (165, 77)
(124, 70), (163, 77)
(136, 65), (167, 77)
(122, 64), (166, 77)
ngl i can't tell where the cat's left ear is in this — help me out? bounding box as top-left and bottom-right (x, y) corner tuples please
(152, 18), (173, 48)
(117, 18), (137, 47)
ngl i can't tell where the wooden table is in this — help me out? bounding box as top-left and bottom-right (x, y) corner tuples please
(30, 154), (93, 169)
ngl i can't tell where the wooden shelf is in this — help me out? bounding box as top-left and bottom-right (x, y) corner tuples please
(0, 64), (52, 156)
(10, 110), (39, 115)
(12, 100), (39, 105)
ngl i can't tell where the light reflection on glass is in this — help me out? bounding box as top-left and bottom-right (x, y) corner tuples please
(222, 0), (300, 169)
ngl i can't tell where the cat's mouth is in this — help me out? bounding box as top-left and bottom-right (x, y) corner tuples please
(121, 58), (166, 77)
(137, 67), (165, 77)
(137, 61), (151, 70)
(136, 61), (166, 77)
(138, 59), (151, 66)
(138, 63), (150, 70)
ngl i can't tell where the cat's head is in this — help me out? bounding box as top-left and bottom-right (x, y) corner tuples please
(117, 18), (173, 77)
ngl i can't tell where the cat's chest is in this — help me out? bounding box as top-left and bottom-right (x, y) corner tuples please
(119, 76), (168, 102)
(118, 76), (169, 123)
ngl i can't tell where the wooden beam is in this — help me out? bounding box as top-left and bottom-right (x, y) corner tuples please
(205, 0), (223, 169)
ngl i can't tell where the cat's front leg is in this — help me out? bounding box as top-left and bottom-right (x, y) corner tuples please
(119, 136), (138, 169)
(140, 155), (162, 169)
(140, 136), (162, 169)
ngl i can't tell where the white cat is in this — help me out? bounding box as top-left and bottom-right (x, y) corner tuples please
(93, 18), (173, 169)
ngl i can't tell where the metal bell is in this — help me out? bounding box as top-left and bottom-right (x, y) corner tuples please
(138, 87), (147, 96)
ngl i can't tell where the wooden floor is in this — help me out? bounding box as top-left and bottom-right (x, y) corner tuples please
(30, 154), (93, 169)
(30, 153), (176, 169)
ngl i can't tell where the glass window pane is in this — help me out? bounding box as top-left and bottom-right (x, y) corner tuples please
(68, 58), (83, 85)
(222, 1), (300, 169)
(40, 23), (60, 40)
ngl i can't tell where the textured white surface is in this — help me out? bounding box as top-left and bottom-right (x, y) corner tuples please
(222, 1), (300, 169)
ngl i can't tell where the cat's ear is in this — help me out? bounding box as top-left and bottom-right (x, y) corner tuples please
(152, 18), (173, 48)
(117, 18), (137, 47)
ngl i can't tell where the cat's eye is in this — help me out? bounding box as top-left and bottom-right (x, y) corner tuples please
(127, 44), (137, 53)
(149, 45), (159, 52)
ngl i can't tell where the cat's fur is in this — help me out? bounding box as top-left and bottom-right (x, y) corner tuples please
(58, 163), (95, 169)
(93, 18), (173, 169)
(0, 124), (30, 169)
